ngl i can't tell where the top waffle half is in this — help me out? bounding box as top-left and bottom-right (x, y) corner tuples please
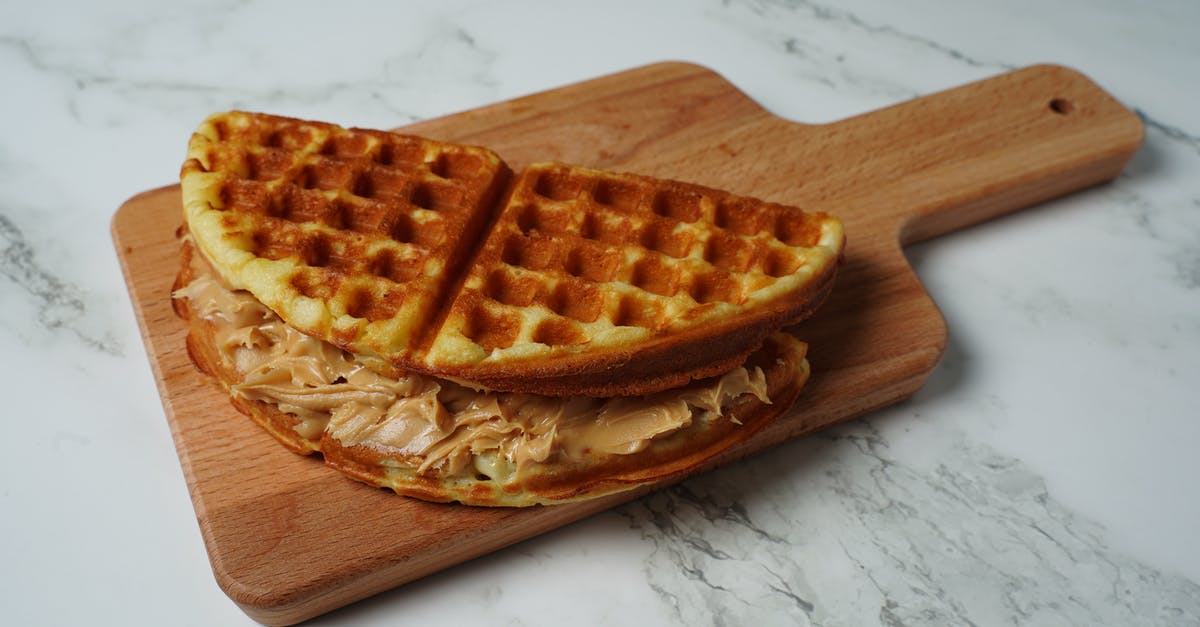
(181, 111), (509, 370)
(181, 112), (844, 396)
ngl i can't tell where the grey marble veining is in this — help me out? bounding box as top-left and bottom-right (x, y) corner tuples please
(721, 0), (1200, 154)
(1138, 113), (1200, 158)
(619, 418), (1200, 626)
(0, 12), (503, 126)
(0, 212), (122, 355)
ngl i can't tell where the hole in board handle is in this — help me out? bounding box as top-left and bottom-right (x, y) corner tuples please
(1049, 98), (1073, 115)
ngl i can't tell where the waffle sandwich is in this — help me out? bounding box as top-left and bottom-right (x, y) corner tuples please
(174, 111), (843, 506)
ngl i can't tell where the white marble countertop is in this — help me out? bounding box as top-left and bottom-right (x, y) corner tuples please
(3, 1), (1198, 625)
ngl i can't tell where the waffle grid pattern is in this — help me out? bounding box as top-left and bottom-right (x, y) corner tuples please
(181, 112), (843, 390)
(182, 111), (506, 356)
(427, 163), (842, 364)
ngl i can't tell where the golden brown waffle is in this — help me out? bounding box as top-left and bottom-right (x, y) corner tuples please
(181, 111), (510, 370)
(423, 163), (843, 395)
(181, 112), (843, 396)
(173, 237), (811, 506)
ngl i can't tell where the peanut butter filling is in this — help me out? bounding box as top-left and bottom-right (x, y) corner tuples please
(175, 257), (770, 479)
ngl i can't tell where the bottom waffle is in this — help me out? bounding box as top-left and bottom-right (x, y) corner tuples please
(173, 238), (812, 507)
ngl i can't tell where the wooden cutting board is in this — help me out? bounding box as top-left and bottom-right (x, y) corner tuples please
(112, 62), (1142, 625)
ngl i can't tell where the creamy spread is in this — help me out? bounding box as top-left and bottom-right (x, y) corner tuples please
(174, 259), (769, 480)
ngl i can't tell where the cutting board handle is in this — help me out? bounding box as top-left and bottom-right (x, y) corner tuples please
(794, 64), (1145, 244)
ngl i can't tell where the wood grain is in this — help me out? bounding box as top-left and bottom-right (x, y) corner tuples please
(112, 62), (1142, 625)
